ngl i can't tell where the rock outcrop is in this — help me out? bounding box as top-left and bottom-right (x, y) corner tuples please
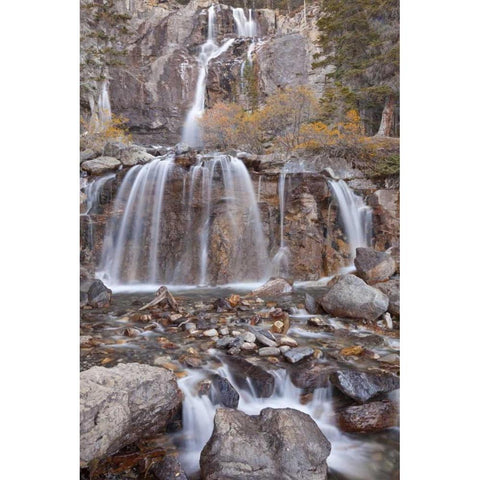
(80, 363), (182, 465)
(200, 407), (331, 480)
(320, 274), (389, 321)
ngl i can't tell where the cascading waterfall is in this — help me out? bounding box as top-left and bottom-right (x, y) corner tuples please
(98, 154), (269, 287)
(176, 358), (395, 479)
(328, 179), (373, 259)
(232, 7), (257, 37)
(181, 6), (235, 147)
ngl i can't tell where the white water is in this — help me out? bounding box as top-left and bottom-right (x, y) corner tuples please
(328, 180), (373, 259)
(232, 7), (257, 38)
(82, 173), (115, 215)
(176, 359), (395, 479)
(98, 154), (269, 287)
(181, 6), (235, 147)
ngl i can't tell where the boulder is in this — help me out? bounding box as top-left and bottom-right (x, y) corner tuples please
(354, 247), (396, 284)
(305, 293), (322, 314)
(80, 363), (182, 465)
(174, 143), (191, 156)
(250, 278), (293, 297)
(87, 279), (112, 308)
(81, 156), (121, 175)
(118, 146), (154, 167)
(200, 408), (331, 480)
(373, 278), (400, 316)
(103, 141), (128, 158)
(222, 357), (275, 398)
(330, 369), (399, 403)
(290, 361), (333, 390)
(336, 400), (399, 433)
(80, 149), (99, 163)
(320, 274), (389, 321)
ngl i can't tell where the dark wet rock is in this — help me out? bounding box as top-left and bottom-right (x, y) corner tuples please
(80, 363), (182, 465)
(308, 316), (334, 332)
(354, 247), (396, 284)
(250, 277), (293, 297)
(320, 274), (389, 321)
(305, 293), (322, 314)
(210, 374), (240, 409)
(248, 326), (278, 347)
(213, 298), (232, 313)
(336, 400), (399, 433)
(330, 370), (400, 403)
(151, 455), (189, 480)
(200, 407), (331, 480)
(182, 356), (203, 368)
(373, 278), (400, 317)
(223, 357), (275, 398)
(284, 347), (314, 364)
(81, 156), (121, 175)
(216, 336), (236, 349)
(356, 334), (386, 348)
(86, 279), (112, 308)
(291, 361), (333, 390)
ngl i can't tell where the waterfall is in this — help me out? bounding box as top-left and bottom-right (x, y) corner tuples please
(82, 173), (115, 215)
(98, 154), (269, 288)
(175, 358), (395, 479)
(98, 80), (112, 127)
(181, 6), (235, 147)
(328, 179), (372, 259)
(232, 7), (257, 37)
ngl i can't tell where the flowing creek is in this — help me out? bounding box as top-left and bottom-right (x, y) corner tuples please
(80, 285), (399, 479)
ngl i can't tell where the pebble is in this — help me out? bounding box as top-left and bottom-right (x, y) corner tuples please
(241, 342), (257, 351)
(184, 322), (196, 332)
(216, 336), (235, 349)
(259, 347), (281, 357)
(242, 332), (256, 343)
(279, 345), (291, 354)
(219, 327), (229, 336)
(271, 321), (285, 333)
(228, 346), (241, 355)
(279, 336), (298, 347)
(203, 329), (218, 337)
(284, 347), (314, 364)
(231, 330), (242, 337)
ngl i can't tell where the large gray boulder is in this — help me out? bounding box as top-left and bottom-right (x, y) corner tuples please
(81, 156), (121, 175)
(200, 408), (331, 480)
(80, 363), (182, 465)
(118, 145), (155, 167)
(320, 274), (389, 321)
(354, 247), (396, 284)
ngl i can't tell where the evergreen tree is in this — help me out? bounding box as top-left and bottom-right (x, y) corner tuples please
(315, 0), (399, 136)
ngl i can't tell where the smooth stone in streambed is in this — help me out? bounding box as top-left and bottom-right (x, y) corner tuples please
(330, 369), (400, 403)
(248, 326), (278, 347)
(86, 279), (112, 308)
(80, 363), (182, 465)
(259, 347), (281, 357)
(284, 347), (314, 364)
(241, 342), (257, 351)
(320, 274), (389, 321)
(336, 400), (399, 433)
(216, 336), (235, 349)
(290, 361), (334, 390)
(242, 331), (256, 343)
(279, 345), (291, 354)
(203, 329), (218, 337)
(279, 336), (298, 347)
(200, 408), (331, 480)
(250, 277), (293, 297)
(354, 247), (396, 284)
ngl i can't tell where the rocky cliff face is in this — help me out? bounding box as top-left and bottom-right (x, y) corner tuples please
(81, 0), (330, 144)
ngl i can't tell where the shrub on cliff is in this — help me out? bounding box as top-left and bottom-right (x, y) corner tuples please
(80, 113), (132, 153)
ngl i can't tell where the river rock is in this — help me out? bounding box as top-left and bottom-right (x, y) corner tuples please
(291, 361), (333, 390)
(203, 329), (218, 337)
(373, 278), (400, 316)
(320, 274), (389, 321)
(242, 331), (256, 343)
(80, 363), (182, 465)
(174, 143), (191, 155)
(200, 407), (331, 480)
(248, 326), (278, 347)
(259, 347), (281, 357)
(305, 293), (322, 314)
(354, 247), (396, 284)
(151, 456), (188, 480)
(284, 347), (314, 364)
(87, 279), (112, 308)
(81, 156), (121, 175)
(330, 370), (400, 403)
(250, 277), (293, 297)
(223, 356), (275, 397)
(210, 374), (240, 409)
(336, 400), (399, 433)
